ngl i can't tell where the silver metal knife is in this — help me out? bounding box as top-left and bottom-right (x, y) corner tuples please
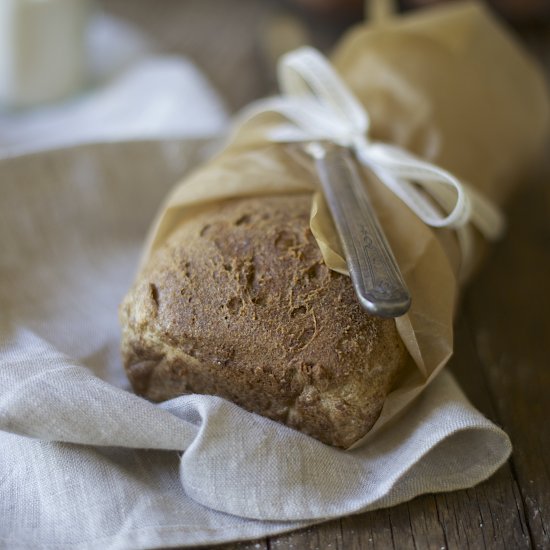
(304, 141), (411, 318)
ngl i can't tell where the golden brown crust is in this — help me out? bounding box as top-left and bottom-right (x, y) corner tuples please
(120, 194), (407, 448)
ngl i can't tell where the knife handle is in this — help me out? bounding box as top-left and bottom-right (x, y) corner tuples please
(308, 142), (411, 318)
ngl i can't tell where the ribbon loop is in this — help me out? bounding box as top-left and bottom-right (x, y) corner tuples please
(240, 46), (505, 277)
(278, 47), (370, 139)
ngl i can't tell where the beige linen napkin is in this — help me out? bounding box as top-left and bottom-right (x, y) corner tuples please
(0, 141), (511, 549)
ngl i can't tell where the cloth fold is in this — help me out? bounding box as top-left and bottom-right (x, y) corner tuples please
(0, 141), (511, 549)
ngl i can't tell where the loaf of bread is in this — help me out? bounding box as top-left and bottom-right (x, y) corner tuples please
(120, 194), (408, 448)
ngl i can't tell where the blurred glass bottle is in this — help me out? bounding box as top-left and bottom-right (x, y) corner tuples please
(0, 0), (92, 110)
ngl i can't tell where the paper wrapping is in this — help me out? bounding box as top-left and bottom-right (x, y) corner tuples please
(136, 2), (549, 447)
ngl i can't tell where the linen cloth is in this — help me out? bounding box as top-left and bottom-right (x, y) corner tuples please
(0, 140), (512, 549)
(0, 13), (228, 158)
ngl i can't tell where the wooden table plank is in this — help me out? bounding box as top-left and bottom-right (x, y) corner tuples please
(463, 172), (550, 549)
(99, 1), (550, 547)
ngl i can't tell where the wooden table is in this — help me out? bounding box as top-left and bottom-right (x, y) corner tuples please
(100, 1), (550, 547)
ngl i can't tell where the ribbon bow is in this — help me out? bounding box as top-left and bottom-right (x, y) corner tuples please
(242, 47), (504, 278)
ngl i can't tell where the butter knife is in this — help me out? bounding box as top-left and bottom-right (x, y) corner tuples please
(305, 141), (411, 318)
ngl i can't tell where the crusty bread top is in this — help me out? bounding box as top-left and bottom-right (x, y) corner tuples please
(120, 194), (407, 448)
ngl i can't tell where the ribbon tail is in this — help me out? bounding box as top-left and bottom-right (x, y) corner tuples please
(464, 185), (506, 241)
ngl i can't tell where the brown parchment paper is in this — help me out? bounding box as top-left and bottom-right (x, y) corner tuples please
(138, 2), (549, 448)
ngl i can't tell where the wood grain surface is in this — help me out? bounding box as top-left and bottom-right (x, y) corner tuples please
(99, 1), (550, 547)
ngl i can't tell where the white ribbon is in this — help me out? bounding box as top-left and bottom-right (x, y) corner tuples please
(241, 47), (505, 278)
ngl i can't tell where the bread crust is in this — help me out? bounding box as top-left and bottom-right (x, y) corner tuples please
(120, 194), (407, 448)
